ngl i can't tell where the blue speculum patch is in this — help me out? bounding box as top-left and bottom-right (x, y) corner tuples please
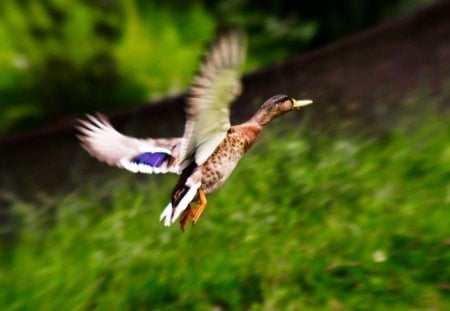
(131, 152), (169, 167)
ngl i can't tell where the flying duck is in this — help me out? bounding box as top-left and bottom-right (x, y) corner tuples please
(76, 31), (312, 231)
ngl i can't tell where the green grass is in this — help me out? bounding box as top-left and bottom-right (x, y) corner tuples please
(1, 109), (449, 310)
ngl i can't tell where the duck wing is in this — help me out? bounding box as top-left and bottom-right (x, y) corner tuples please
(77, 114), (182, 174)
(179, 31), (246, 166)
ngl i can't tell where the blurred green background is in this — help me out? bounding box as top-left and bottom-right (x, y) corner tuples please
(1, 0), (449, 310)
(2, 103), (449, 310)
(0, 0), (435, 135)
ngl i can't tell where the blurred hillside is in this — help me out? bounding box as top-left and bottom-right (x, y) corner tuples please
(0, 0), (435, 135)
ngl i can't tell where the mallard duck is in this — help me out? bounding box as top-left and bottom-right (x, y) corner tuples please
(77, 31), (312, 230)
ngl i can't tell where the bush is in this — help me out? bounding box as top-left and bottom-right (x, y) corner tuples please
(0, 0), (214, 133)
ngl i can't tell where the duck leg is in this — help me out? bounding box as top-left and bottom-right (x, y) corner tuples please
(191, 189), (207, 224)
(178, 189), (207, 230)
(179, 206), (192, 232)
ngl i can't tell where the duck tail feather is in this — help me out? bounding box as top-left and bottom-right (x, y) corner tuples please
(159, 182), (201, 226)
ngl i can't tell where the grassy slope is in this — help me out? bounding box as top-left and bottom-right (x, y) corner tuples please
(1, 109), (449, 310)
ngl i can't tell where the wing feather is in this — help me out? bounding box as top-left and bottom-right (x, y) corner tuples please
(180, 31), (246, 165)
(76, 114), (182, 174)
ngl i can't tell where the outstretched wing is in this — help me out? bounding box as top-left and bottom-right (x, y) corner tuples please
(77, 114), (182, 174)
(180, 31), (246, 165)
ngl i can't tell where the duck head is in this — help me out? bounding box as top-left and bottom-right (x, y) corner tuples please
(251, 95), (313, 126)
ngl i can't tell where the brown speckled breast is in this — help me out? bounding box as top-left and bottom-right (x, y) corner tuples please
(200, 124), (260, 193)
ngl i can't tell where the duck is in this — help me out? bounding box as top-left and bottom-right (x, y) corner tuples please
(76, 31), (312, 231)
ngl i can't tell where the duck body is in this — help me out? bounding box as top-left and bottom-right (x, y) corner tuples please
(161, 123), (262, 229)
(77, 31), (312, 231)
(200, 123), (260, 193)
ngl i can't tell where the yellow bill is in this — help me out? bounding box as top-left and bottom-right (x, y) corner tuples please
(293, 99), (313, 108)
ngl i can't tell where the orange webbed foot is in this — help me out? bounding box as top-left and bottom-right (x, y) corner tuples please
(180, 206), (192, 232)
(191, 189), (207, 225)
(178, 189), (207, 231)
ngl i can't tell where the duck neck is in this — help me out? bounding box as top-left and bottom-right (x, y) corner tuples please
(249, 106), (284, 127)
